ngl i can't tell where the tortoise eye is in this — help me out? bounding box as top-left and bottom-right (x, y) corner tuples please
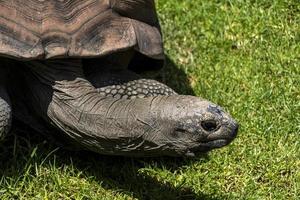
(201, 120), (218, 132)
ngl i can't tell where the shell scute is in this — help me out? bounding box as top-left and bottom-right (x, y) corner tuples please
(0, 0), (163, 60)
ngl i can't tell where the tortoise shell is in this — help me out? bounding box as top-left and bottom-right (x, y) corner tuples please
(0, 0), (164, 61)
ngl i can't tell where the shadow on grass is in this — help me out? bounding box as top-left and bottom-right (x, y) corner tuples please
(0, 56), (227, 200)
(157, 56), (196, 96)
(68, 150), (225, 200)
(1, 129), (227, 200)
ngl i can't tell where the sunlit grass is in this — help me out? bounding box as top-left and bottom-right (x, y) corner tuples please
(0, 1), (299, 199)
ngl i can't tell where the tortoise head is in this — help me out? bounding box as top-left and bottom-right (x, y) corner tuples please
(148, 97), (239, 157)
(178, 103), (238, 157)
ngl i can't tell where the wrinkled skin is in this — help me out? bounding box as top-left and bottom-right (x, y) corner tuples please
(0, 59), (238, 157)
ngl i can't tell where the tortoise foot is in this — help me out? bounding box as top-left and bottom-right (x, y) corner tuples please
(0, 87), (12, 141)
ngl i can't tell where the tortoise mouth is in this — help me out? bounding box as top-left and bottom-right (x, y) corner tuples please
(185, 123), (239, 157)
(191, 139), (230, 154)
(185, 139), (229, 157)
(201, 139), (229, 148)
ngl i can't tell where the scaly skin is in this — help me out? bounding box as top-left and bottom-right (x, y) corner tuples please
(19, 60), (238, 157)
(0, 93), (11, 141)
(0, 65), (12, 141)
(87, 68), (177, 99)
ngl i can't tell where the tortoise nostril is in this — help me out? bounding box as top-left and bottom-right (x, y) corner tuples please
(201, 120), (218, 132)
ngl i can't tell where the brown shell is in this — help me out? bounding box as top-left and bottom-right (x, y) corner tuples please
(0, 0), (164, 60)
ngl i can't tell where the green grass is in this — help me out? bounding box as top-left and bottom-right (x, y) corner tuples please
(1, 0), (299, 199)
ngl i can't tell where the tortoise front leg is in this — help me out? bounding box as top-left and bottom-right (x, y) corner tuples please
(83, 50), (176, 99)
(86, 68), (177, 99)
(0, 67), (12, 141)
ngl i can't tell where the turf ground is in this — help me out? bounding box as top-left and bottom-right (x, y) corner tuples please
(0, 1), (299, 199)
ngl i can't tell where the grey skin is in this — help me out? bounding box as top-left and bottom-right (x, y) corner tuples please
(0, 65), (12, 141)
(0, 56), (238, 157)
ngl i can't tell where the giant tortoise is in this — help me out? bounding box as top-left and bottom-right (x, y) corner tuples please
(0, 0), (238, 157)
